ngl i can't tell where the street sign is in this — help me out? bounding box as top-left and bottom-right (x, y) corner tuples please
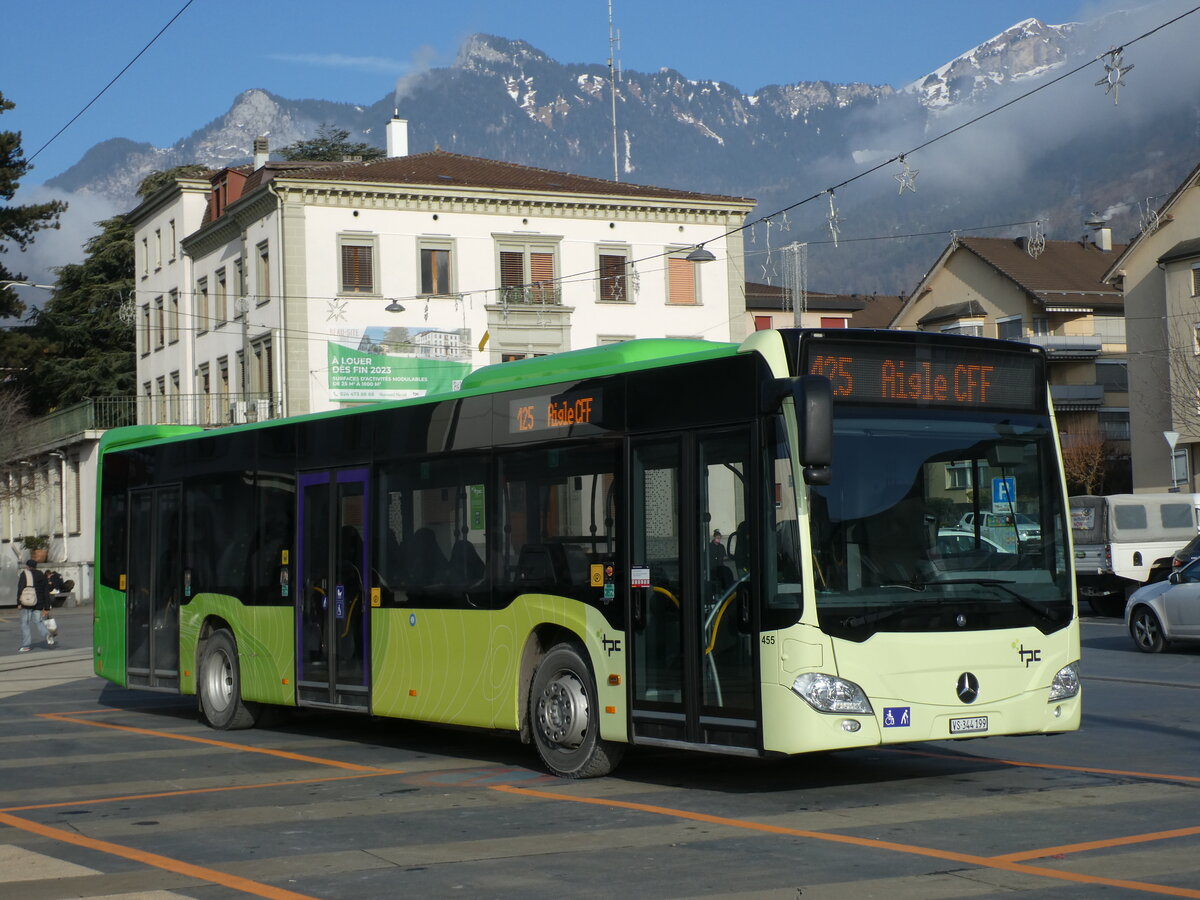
(992, 476), (1016, 509)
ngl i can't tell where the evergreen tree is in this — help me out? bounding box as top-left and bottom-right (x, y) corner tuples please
(279, 123), (385, 162)
(137, 164), (208, 199)
(23, 214), (135, 413)
(0, 91), (66, 319)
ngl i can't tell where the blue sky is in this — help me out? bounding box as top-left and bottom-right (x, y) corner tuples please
(4, 0), (1103, 186)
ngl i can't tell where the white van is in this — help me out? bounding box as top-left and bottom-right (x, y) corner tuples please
(1070, 493), (1200, 615)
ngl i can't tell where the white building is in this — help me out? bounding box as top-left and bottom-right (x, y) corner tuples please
(129, 120), (755, 422)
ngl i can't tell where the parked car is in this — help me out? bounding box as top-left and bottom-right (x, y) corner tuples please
(957, 511), (1040, 549)
(936, 529), (1009, 556)
(1125, 556), (1200, 652)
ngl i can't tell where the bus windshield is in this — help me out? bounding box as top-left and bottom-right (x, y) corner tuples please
(808, 409), (1072, 641)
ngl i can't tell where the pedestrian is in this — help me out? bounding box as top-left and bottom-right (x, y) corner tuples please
(16, 558), (54, 652)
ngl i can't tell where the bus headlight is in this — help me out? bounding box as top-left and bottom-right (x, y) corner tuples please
(1048, 661), (1081, 701)
(791, 672), (874, 715)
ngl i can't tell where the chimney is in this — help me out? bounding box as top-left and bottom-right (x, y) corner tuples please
(253, 136), (269, 170)
(386, 111), (408, 158)
(1085, 213), (1113, 252)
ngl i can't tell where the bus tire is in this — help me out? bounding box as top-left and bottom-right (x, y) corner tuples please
(529, 643), (624, 778)
(199, 629), (259, 730)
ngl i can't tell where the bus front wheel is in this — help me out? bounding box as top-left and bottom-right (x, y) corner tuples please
(529, 643), (624, 778)
(199, 629), (259, 730)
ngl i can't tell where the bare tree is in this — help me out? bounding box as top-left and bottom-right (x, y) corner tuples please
(0, 385), (31, 505)
(1061, 427), (1109, 496)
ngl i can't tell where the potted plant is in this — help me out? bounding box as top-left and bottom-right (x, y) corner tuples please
(20, 534), (50, 564)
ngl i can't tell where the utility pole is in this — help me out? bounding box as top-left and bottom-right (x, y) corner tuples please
(608, 0), (621, 182)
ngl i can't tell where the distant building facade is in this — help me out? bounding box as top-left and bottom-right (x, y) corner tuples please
(128, 121), (755, 424)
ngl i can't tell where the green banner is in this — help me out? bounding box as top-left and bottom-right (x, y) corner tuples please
(328, 343), (470, 401)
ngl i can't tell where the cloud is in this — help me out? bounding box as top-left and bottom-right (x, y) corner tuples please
(267, 52), (411, 74)
(5, 186), (123, 287)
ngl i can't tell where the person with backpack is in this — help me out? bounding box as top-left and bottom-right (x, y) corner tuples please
(16, 559), (54, 652)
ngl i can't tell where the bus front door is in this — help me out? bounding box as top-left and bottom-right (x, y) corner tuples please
(629, 431), (759, 752)
(296, 468), (370, 709)
(126, 485), (181, 690)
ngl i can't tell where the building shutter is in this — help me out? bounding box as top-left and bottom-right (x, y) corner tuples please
(530, 252), (555, 302)
(599, 254), (627, 301)
(668, 257), (696, 304)
(341, 245), (373, 293)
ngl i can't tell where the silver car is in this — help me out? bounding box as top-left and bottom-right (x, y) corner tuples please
(1126, 556), (1200, 652)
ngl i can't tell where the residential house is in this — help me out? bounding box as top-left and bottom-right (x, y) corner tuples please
(1101, 162), (1200, 491)
(891, 232), (1130, 491)
(744, 282), (904, 332)
(128, 119), (756, 424)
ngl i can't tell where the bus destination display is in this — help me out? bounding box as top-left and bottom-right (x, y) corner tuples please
(510, 389), (604, 434)
(804, 340), (1041, 411)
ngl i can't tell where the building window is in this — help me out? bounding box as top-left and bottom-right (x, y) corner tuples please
(497, 239), (560, 304)
(234, 257), (246, 304)
(154, 229), (162, 270)
(217, 356), (230, 398)
(256, 241), (270, 305)
(1173, 448), (1190, 488)
(598, 249), (630, 302)
(168, 289), (179, 344)
(419, 240), (454, 296)
(168, 220), (176, 262)
(1031, 316), (1050, 336)
(1093, 313), (1125, 344)
(198, 362), (212, 424)
(1098, 409), (1130, 441)
(946, 461), (974, 490)
(339, 235), (377, 294)
(250, 334), (274, 400)
(666, 250), (698, 305)
(141, 237), (149, 277)
(169, 370), (181, 422)
(140, 305), (150, 356)
(196, 277), (209, 333)
(754, 315), (773, 331)
(997, 316), (1023, 340)
(154, 296), (165, 350)
(155, 376), (167, 423)
(215, 267), (227, 325)
(1096, 359), (1128, 391)
(819, 317), (847, 329)
(1193, 266), (1200, 297)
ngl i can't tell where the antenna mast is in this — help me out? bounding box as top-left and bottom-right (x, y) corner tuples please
(608, 0), (620, 182)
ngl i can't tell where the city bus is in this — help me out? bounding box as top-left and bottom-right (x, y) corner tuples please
(93, 328), (1080, 777)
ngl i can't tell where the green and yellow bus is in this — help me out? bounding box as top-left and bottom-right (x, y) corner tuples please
(94, 328), (1080, 777)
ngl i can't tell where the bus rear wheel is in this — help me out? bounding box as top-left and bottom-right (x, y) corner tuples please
(199, 629), (259, 730)
(529, 643), (623, 778)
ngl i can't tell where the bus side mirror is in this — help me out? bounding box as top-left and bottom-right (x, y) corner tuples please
(763, 375), (833, 485)
(795, 375), (832, 485)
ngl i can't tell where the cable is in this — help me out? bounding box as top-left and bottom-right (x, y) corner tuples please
(26, 0), (197, 165)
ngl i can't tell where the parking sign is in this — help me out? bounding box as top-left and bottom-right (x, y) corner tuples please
(992, 476), (1016, 509)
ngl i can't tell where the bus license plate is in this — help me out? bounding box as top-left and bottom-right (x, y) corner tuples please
(950, 716), (988, 734)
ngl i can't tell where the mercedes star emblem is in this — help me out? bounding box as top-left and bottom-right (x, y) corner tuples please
(956, 672), (980, 704)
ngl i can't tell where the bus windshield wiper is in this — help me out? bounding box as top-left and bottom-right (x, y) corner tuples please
(928, 578), (1058, 622)
(843, 596), (944, 628)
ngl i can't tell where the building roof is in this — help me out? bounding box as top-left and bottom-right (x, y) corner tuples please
(1103, 159), (1200, 282)
(254, 150), (754, 206)
(916, 300), (987, 326)
(957, 237), (1126, 310)
(1158, 237), (1200, 265)
(744, 282), (904, 326)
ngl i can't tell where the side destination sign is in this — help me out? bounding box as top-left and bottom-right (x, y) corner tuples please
(510, 389), (604, 435)
(803, 337), (1042, 412)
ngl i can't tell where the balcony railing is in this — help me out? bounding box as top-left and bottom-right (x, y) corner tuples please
(1049, 384), (1105, 410)
(1022, 334), (1104, 357)
(499, 284), (562, 305)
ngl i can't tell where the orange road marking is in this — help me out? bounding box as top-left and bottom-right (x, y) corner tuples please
(0, 811), (317, 900)
(39, 711), (399, 773)
(992, 825), (1200, 862)
(888, 747), (1200, 784)
(493, 785), (1200, 899)
(0, 772), (389, 813)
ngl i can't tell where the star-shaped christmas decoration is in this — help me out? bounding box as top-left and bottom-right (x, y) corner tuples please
(326, 299), (348, 322)
(894, 156), (919, 195)
(825, 191), (844, 247)
(1095, 48), (1134, 105)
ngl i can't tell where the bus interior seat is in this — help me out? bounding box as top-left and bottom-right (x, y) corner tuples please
(517, 543), (587, 588)
(448, 538), (486, 586)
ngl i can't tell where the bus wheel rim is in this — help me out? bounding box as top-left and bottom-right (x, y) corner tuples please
(537, 671), (588, 749)
(205, 649), (233, 710)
